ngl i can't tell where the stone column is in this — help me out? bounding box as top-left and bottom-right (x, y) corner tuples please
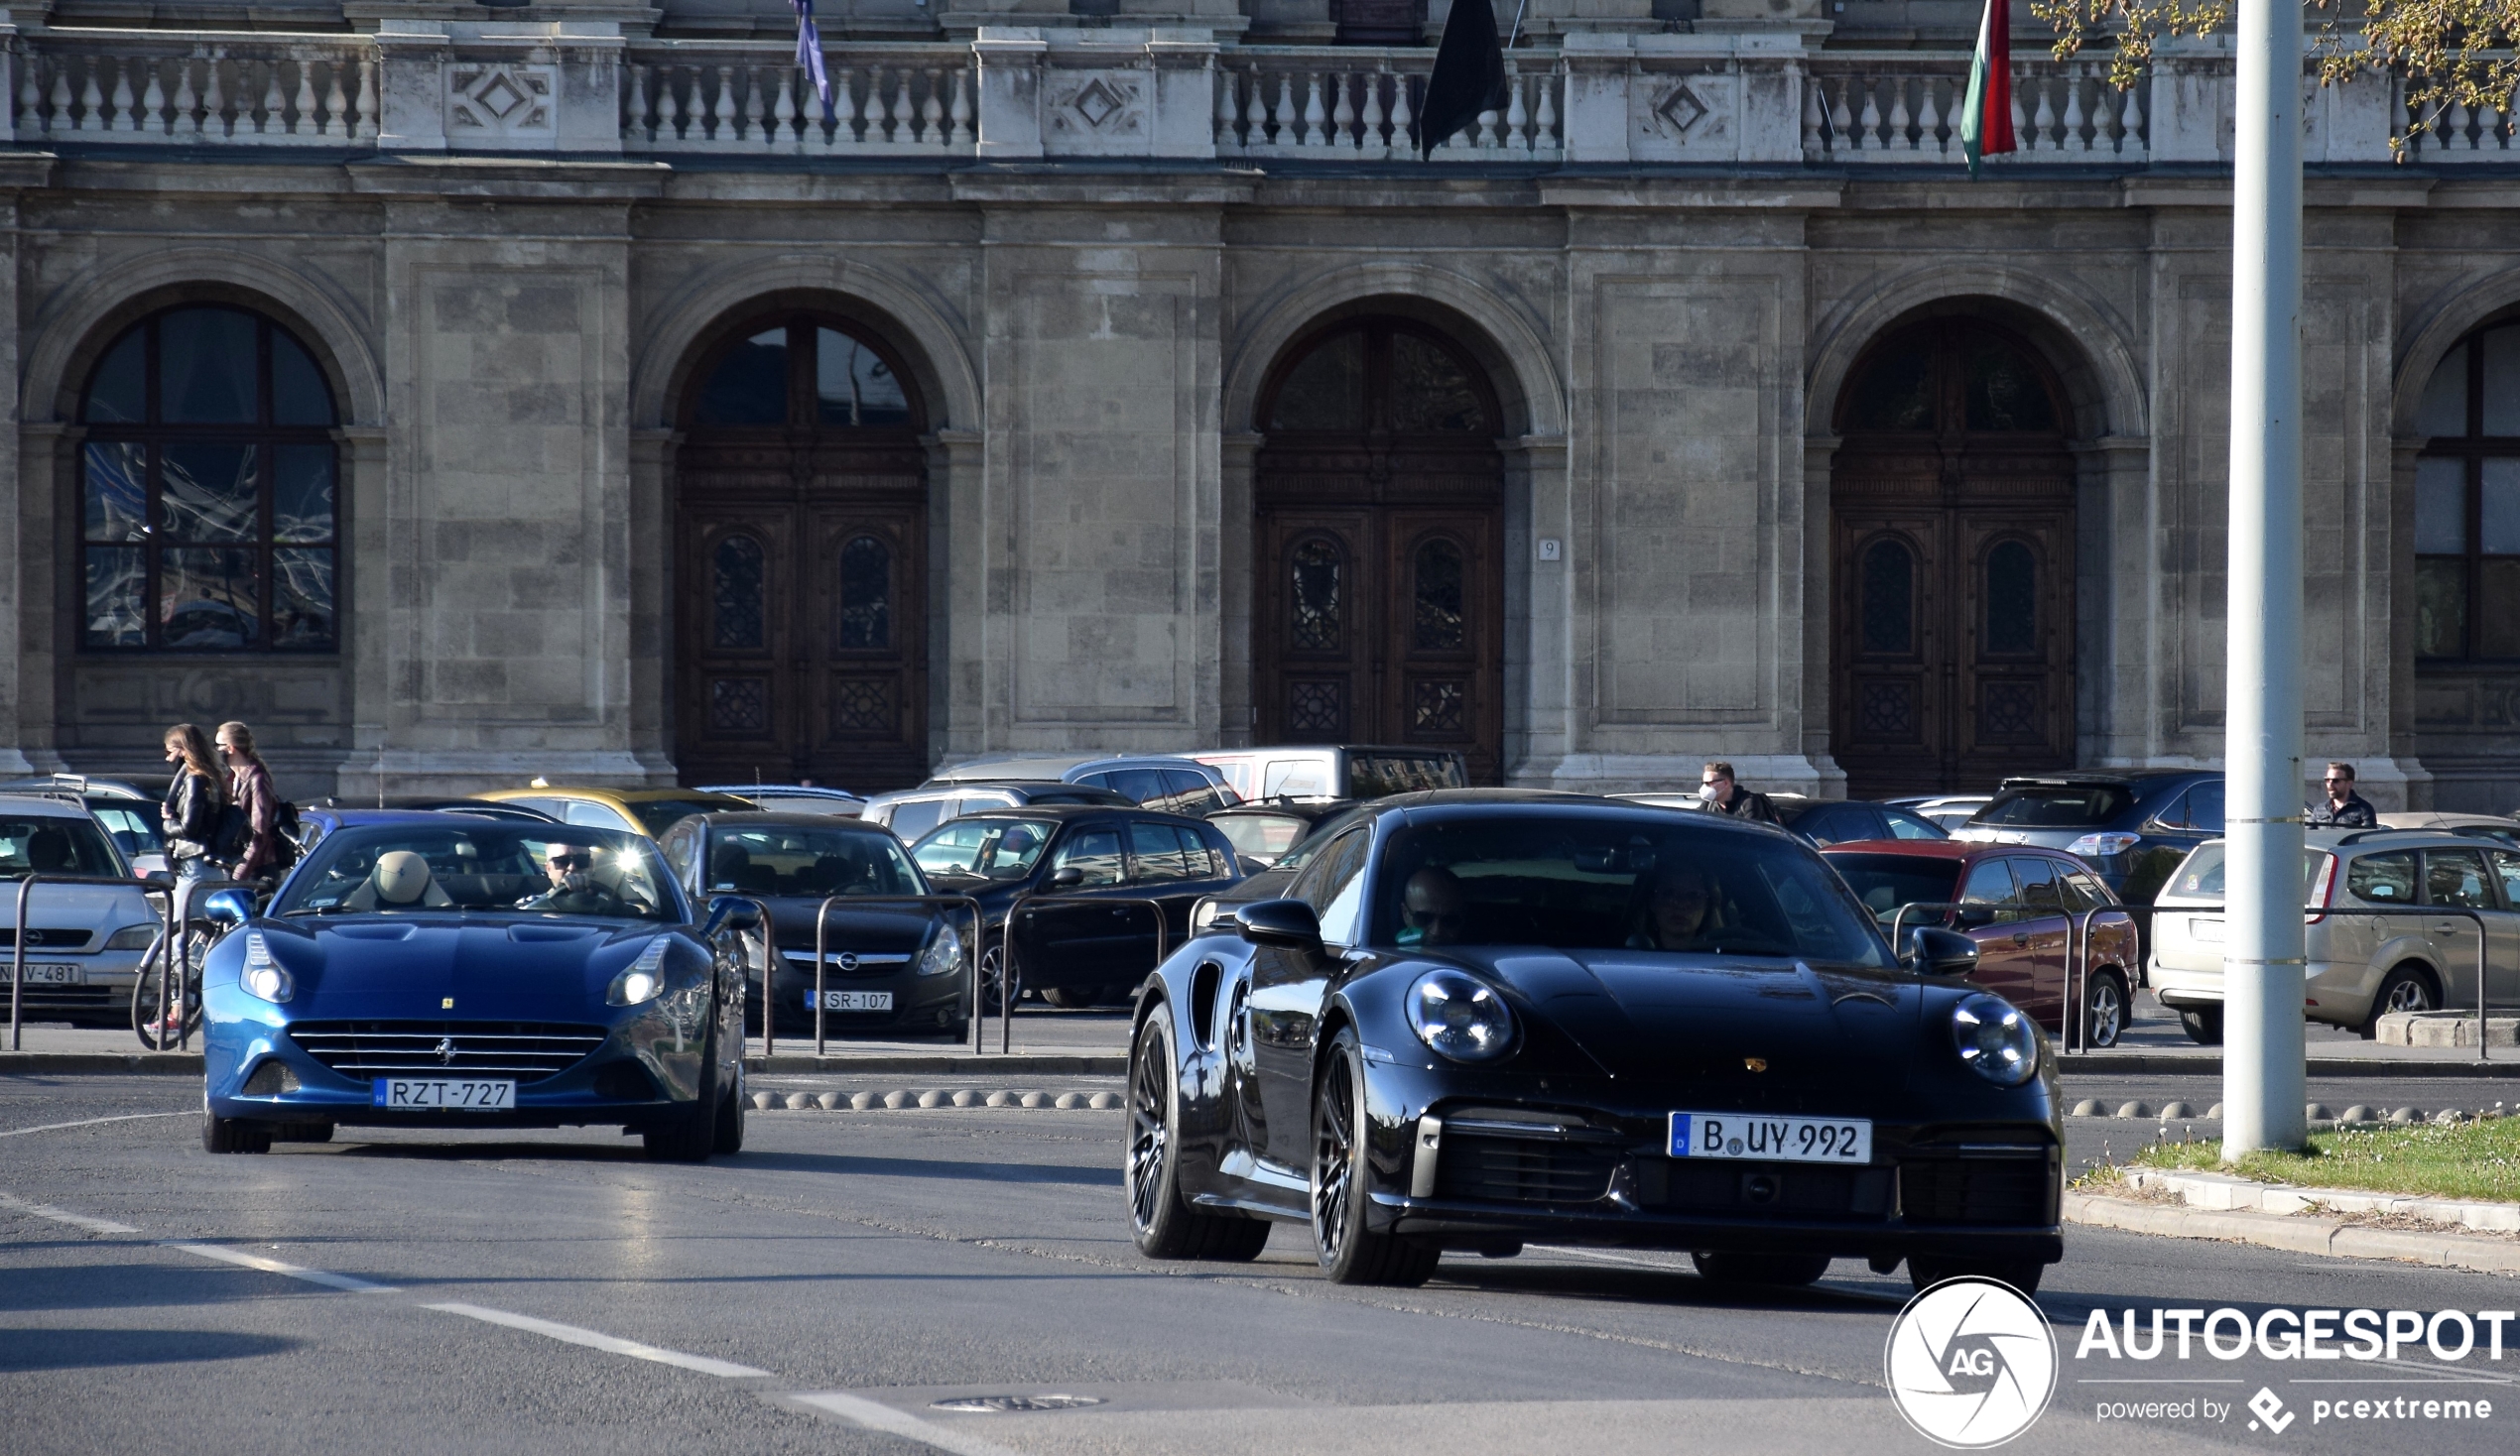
(1217, 430), (1260, 749)
(1800, 430), (1842, 795)
(2386, 436), (2433, 807)
(1501, 433), (1572, 783)
(972, 29), (1048, 159)
(925, 426), (987, 764)
(340, 423), (392, 799)
(2072, 432), (2152, 768)
(626, 426), (679, 780)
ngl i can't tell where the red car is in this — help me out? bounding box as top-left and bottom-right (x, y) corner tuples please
(1821, 839), (2142, 1048)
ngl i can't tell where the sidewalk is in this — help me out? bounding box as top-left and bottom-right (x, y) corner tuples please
(2068, 1167), (2520, 1277)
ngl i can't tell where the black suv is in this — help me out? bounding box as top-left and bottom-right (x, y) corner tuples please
(1955, 771), (2223, 905)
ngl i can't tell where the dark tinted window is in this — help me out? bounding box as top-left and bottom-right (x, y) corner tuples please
(1794, 804), (1885, 846)
(2011, 856), (2065, 912)
(1294, 829), (1370, 914)
(628, 798), (754, 837)
(2425, 848), (2495, 910)
(2344, 850), (2417, 904)
(704, 825), (922, 898)
(1104, 768), (1171, 806)
(886, 798), (945, 840)
(1958, 858), (2018, 906)
(1051, 827), (1125, 888)
(1347, 753), (1466, 798)
(1975, 786), (2134, 828)
(1827, 854), (1961, 921)
(1128, 820), (1199, 883)
(2183, 783), (2224, 833)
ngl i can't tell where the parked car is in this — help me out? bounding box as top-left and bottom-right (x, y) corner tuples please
(474, 785), (759, 840)
(1123, 789), (2059, 1293)
(1189, 746), (1469, 801)
(0, 793), (165, 1026)
(698, 784), (868, 818)
(1888, 794), (1996, 832)
(2148, 826), (2520, 1043)
(1821, 840), (2142, 1047)
(1951, 772), (2224, 906)
(2377, 811), (2520, 848)
(198, 816), (756, 1158)
(908, 804), (1242, 1009)
(310, 796), (563, 825)
(1192, 804), (1375, 935)
(913, 755), (1240, 816)
(861, 781), (1133, 842)
(1205, 797), (1358, 872)
(656, 812), (964, 1038)
(0, 776), (170, 876)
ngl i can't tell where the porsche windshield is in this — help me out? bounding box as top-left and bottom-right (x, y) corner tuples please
(1373, 817), (1892, 967)
(277, 824), (679, 921)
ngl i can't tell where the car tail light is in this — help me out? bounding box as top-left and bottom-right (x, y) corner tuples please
(2066, 832), (2141, 859)
(2306, 852), (2338, 925)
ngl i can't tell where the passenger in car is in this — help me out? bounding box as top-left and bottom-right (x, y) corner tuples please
(1400, 867), (1470, 947)
(1628, 860), (1719, 952)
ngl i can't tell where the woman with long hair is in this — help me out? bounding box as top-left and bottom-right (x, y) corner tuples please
(214, 721), (282, 885)
(159, 723), (226, 885)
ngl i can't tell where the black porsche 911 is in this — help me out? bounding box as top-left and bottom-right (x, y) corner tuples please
(1124, 790), (2061, 1293)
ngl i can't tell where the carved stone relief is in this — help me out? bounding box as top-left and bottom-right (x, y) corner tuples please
(447, 64), (558, 141)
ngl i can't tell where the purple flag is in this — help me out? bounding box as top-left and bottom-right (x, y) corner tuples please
(794, 0), (831, 115)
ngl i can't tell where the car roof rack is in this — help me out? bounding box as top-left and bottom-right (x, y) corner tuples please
(2332, 826), (2441, 846)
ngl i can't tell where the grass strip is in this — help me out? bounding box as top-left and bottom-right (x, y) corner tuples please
(2128, 1116), (2520, 1204)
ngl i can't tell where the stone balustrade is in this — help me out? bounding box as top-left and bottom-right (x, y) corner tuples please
(622, 43), (975, 156)
(1803, 56), (2148, 164)
(1215, 50), (1563, 161)
(8, 30), (379, 146)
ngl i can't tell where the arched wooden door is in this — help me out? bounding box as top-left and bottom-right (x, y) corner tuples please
(675, 315), (929, 791)
(1255, 318), (1505, 783)
(1830, 319), (2077, 797)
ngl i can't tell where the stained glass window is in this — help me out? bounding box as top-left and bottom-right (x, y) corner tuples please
(1270, 332), (1364, 431)
(1264, 322), (1491, 435)
(1412, 539), (1465, 650)
(838, 536), (892, 650)
(711, 535), (767, 651)
(1291, 538), (1343, 651)
(1984, 542), (2038, 656)
(77, 306), (338, 652)
(2415, 320), (2520, 660)
(1860, 538), (1914, 655)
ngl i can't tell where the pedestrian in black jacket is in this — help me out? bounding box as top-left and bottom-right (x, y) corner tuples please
(159, 722), (226, 884)
(1701, 761), (1780, 824)
(2306, 761), (2378, 828)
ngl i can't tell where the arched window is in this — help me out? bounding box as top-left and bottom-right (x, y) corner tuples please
(837, 535), (892, 650)
(692, 320), (915, 430)
(1841, 322), (2062, 435)
(711, 535), (767, 651)
(1263, 320), (1493, 436)
(1860, 538), (1915, 655)
(2414, 320), (2520, 660)
(78, 305), (338, 652)
(1412, 538), (1465, 651)
(1983, 541), (2039, 656)
(1289, 537), (1343, 651)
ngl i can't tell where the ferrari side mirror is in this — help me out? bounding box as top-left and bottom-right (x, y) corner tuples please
(1905, 926), (1979, 977)
(200, 889), (255, 928)
(1237, 899), (1323, 956)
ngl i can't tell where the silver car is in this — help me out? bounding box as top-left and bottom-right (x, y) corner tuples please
(1, 793), (165, 1025)
(2148, 826), (2520, 1042)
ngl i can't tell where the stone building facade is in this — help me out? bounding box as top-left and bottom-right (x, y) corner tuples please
(2, 0), (2516, 804)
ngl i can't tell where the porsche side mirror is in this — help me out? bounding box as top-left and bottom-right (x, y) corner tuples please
(1048, 866), (1085, 891)
(1237, 899), (1323, 955)
(704, 897), (762, 934)
(1952, 905), (1998, 930)
(1905, 926), (1980, 977)
(200, 888), (255, 928)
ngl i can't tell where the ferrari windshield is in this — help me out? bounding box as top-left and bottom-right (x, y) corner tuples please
(1372, 817), (1892, 967)
(276, 824), (680, 921)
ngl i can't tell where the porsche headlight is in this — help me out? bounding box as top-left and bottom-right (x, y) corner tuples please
(607, 937), (672, 1007)
(916, 920), (964, 977)
(1952, 993), (2038, 1086)
(105, 923), (160, 951)
(1406, 969), (1516, 1062)
(240, 932), (293, 1004)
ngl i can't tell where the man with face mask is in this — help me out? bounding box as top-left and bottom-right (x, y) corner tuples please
(517, 841), (630, 915)
(1698, 762), (1779, 824)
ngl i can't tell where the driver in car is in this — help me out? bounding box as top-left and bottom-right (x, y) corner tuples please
(1400, 867), (1470, 947)
(517, 842), (635, 915)
(1628, 860), (1720, 951)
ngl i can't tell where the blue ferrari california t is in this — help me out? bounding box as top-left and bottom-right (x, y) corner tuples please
(198, 815), (759, 1160)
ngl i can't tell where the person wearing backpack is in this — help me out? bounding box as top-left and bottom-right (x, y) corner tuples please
(215, 721), (283, 886)
(159, 723), (227, 885)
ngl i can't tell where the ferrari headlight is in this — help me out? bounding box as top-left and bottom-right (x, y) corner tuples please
(916, 920), (964, 977)
(607, 937), (672, 1007)
(1406, 969), (1516, 1062)
(240, 932), (293, 1004)
(105, 923), (160, 951)
(1952, 993), (2039, 1086)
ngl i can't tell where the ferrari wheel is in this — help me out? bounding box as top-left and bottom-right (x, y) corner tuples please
(1311, 1028), (1439, 1287)
(1127, 1014), (1269, 1261)
(271, 1121), (334, 1144)
(202, 1113), (270, 1154)
(1691, 1252), (1831, 1287)
(1908, 1258), (2045, 1296)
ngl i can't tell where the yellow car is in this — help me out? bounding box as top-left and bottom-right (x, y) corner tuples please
(474, 785), (760, 842)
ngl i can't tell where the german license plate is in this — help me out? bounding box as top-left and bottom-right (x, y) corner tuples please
(2192, 916), (2224, 943)
(807, 990), (893, 1012)
(1670, 1112), (1871, 1163)
(20, 964), (79, 985)
(372, 1078), (515, 1111)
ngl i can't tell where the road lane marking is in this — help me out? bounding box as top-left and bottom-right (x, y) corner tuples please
(421, 1302), (770, 1379)
(168, 1242), (401, 1294)
(785, 1392), (1031, 1456)
(0, 1189), (141, 1234)
(0, 1111), (191, 1139)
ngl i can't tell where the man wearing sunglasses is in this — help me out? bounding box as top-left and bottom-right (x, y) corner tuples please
(517, 841), (632, 915)
(2305, 762), (2376, 829)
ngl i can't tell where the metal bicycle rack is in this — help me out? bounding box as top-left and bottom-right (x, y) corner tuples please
(1886, 900), (2139, 1055)
(997, 893), (1173, 1055)
(2291, 904), (2496, 1063)
(144, 874), (255, 1053)
(10, 871), (180, 1052)
(801, 894), (986, 1057)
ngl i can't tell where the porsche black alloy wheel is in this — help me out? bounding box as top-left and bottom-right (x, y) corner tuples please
(711, 1078), (746, 1155)
(1127, 1013), (1269, 1260)
(1311, 1028), (1439, 1287)
(1909, 1257), (2045, 1296)
(1691, 1252), (1831, 1286)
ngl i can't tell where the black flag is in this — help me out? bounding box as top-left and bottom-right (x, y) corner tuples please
(1417, 0), (1505, 160)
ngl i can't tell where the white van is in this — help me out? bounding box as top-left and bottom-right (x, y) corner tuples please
(1190, 746), (1467, 801)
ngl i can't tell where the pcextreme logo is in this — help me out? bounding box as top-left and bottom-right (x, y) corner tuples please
(1885, 1277), (2061, 1448)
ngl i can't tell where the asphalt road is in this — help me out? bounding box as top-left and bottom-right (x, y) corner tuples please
(6, 1075), (2519, 1456)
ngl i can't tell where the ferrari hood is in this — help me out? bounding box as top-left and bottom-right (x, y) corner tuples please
(263, 916), (673, 1021)
(1453, 949), (1923, 1103)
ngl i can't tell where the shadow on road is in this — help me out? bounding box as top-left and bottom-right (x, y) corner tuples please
(0, 1328), (296, 1370)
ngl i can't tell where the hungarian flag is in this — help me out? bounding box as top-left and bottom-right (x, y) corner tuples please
(794, 0), (831, 117)
(1958, 0), (2015, 177)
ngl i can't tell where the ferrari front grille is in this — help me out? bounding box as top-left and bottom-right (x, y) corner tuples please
(1898, 1153), (2056, 1225)
(288, 1021), (609, 1085)
(1435, 1133), (1620, 1204)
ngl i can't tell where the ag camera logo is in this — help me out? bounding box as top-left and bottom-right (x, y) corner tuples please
(1886, 1277), (2059, 1447)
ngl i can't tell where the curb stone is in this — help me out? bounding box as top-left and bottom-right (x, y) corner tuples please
(745, 1088), (1123, 1112)
(2122, 1166), (2520, 1233)
(2064, 1191), (2520, 1275)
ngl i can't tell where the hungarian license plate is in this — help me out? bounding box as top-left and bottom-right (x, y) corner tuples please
(20, 964), (79, 985)
(2192, 916), (2224, 944)
(1670, 1112), (1871, 1164)
(372, 1078), (515, 1111)
(806, 990), (893, 1012)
